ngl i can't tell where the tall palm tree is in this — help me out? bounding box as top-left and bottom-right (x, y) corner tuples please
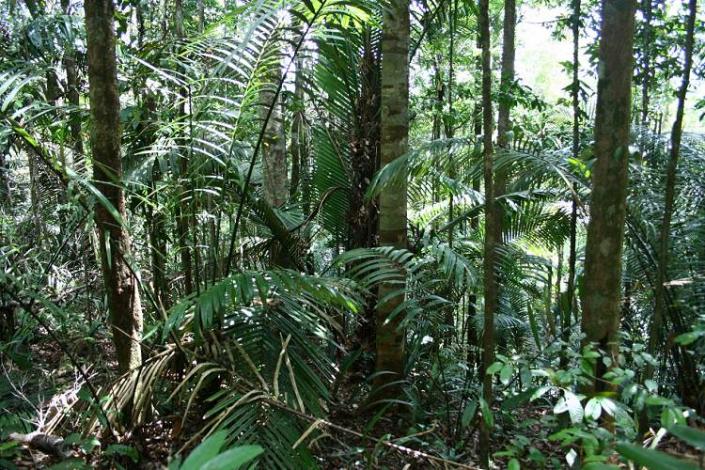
(375, 0), (410, 397)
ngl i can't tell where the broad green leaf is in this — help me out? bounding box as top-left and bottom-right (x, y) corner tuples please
(585, 397), (602, 420)
(48, 460), (90, 470)
(669, 425), (705, 451)
(500, 364), (514, 385)
(616, 443), (699, 470)
(461, 401), (477, 428)
(675, 331), (704, 345)
(486, 361), (503, 375)
(564, 390), (584, 424)
(508, 458), (520, 470)
(200, 445), (263, 470)
(553, 389), (585, 424)
(105, 444), (139, 463)
(479, 398), (494, 429)
(531, 385), (552, 401)
(180, 431), (228, 470)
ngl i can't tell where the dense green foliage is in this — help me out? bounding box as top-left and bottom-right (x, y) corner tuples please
(0, 0), (704, 468)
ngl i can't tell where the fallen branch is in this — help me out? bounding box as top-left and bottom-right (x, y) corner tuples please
(9, 432), (71, 458)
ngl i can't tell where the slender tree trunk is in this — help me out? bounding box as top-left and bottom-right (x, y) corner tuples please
(555, 246), (563, 306)
(640, 0), (652, 129)
(580, 0), (636, 397)
(470, 31), (483, 232)
(478, 0), (496, 464)
(197, 0), (205, 32)
(564, 0), (581, 369)
(490, 0), (516, 345)
(466, 294), (477, 367)
(0, 148), (10, 207)
(149, 164), (170, 311)
(374, 0), (409, 399)
(290, 55), (306, 199)
(62, 0), (82, 163)
(640, 0), (697, 434)
(84, 0), (143, 373)
(143, 91), (170, 311)
(28, 154), (44, 240)
(173, 0), (194, 295)
(432, 58), (444, 141)
(545, 265), (556, 337)
(444, 0), (458, 340)
(496, 0), (516, 152)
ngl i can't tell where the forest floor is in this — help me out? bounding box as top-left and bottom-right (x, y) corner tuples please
(3, 333), (704, 469)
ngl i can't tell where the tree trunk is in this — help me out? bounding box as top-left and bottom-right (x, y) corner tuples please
(374, 0), (409, 399)
(349, 30), (381, 368)
(580, 0), (636, 396)
(639, 0), (652, 129)
(62, 0), (82, 163)
(84, 0), (143, 373)
(197, 0), (205, 33)
(28, 153), (44, 241)
(496, 0), (516, 152)
(0, 148), (10, 207)
(348, 30), (379, 253)
(261, 64), (288, 208)
(478, 0), (496, 464)
(174, 0), (194, 296)
(444, 0), (457, 338)
(564, 0), (581, 369)
(640, 0), (697, 433)
(545, 265), (556, 337)
(432, 58), (444, 141)
(290, 55), (306, 199)
(489, 0), (516, 351)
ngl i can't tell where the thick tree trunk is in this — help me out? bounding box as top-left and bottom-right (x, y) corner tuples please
(374, 0), (409, 399)
(478, 0), (496, 465)
(261, 63), (288, 208)
(84, 0), (143, 373)
(580, 0), (636, 396)
(641, 0), (697, 433)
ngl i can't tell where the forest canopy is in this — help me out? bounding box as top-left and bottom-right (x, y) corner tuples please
(0, 0), (704, 468)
